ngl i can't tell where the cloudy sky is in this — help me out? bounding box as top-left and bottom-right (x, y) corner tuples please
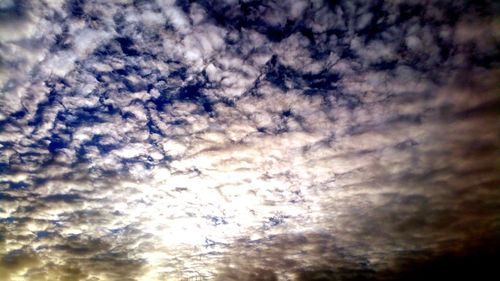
(0, 0), (499, 280)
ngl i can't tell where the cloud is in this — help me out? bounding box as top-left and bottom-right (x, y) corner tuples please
(0, 0), (499, 280)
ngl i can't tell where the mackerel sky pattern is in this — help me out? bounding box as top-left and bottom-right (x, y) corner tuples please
(0, 0), (499, 280)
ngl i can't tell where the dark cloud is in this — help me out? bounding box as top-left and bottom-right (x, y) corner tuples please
(0, 0), (28, 23)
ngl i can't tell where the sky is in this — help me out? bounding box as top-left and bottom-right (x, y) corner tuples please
(0, 0), (499, 280)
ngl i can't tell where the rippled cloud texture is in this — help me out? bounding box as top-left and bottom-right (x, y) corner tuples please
(1, 0), (499, 280)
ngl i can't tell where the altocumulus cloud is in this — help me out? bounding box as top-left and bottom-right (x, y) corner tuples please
(0, 0), (499, 280)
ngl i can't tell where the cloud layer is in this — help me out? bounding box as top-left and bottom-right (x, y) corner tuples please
(0, 0), (499, 280)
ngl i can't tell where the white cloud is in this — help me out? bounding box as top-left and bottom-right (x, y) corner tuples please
(0, 0), (498, 280)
